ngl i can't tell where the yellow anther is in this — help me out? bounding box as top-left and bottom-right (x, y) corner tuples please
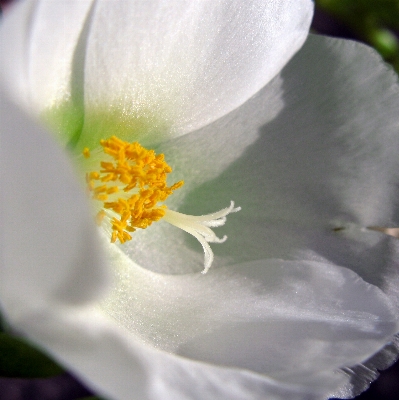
(88, 172), (100, 180)
(107, 186), (119, 195)
(83, 136), (183, 244)
(83, 147), (90, 158)
(94, 194), (108, 201)
(96, 210), (106, 225)
(94, 185), (108, 194)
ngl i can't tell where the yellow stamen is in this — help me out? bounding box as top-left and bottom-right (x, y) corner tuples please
(84, 136), (183, 244)
(83, 135), (240, 273)
(83, 147), (90, 158)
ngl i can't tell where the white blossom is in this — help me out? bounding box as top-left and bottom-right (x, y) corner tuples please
(1, 1), (399, 400)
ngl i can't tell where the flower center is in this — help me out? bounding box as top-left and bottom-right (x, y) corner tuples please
(83, 136), (240, 273)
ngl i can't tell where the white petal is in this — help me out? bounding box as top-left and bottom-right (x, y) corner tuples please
(161, 34), (399, 227)
(0, 93), (109, 310)
(141, 35), (399, 396)
(0, 0), (35, 107)
(77, 0), (313, 149)
(100, 242), (398, 396)
(14, 304), (342, 400)
(133, 35), (399, 279)
(0, 0), (94, 146)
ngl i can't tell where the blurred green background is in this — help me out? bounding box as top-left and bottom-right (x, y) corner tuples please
(313, 0), (399, 73)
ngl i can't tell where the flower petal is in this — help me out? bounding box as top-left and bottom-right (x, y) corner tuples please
(162, 34), (399, 226)
(101, 242), (398, 395)
(0, 0), (94, 146)
(13, 304), (344, 400)
(76, 0), (313, 149)
(0, 91), (311, 400)
(135, 35), (399, 282)
(137, 34), (399, 396)
(0, 93), (109, 309)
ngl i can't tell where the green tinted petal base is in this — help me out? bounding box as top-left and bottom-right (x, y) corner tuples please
(43, 100), (173, 153)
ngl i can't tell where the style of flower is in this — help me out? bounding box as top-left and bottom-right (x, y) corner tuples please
(1, 1), (399, 400)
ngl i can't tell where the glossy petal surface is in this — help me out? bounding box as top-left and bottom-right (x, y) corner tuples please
(102, 242), (398, 389)
(1, 3), (399, 400)
(79, 0), (313, 149)
(0, 1), (94, 147)
(123, 35), (399, 283)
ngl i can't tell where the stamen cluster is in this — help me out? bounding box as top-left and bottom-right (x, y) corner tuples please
(84, 136), (183, 243)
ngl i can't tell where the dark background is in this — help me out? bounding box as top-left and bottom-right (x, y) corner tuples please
(1, 0), (399, 399)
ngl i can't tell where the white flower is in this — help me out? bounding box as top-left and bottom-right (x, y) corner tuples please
(1, 1), (399, 399)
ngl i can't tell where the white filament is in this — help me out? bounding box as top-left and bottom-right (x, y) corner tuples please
(163, 201), (241, 273)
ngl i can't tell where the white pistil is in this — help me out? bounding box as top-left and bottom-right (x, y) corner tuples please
(163, 201), (241, 274)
